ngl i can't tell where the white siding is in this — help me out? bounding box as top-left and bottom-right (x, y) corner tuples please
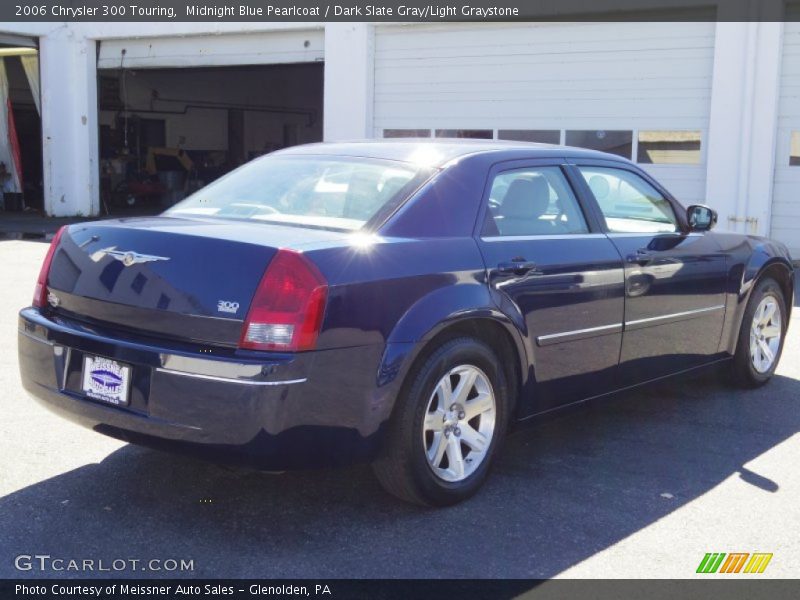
(374, 22), (715, 204)
(97, 30), (324, 69)
(772, 21), (800, 257)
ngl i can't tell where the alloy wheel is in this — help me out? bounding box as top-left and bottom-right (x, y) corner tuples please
(422, 364), (496, 483)
(749, 295), (782, 374)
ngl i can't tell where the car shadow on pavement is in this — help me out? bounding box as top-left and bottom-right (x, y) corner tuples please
(1, 368), (798, 579)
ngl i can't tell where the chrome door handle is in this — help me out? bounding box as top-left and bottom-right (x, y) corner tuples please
(498, 260), (538, 275)
(628, 249), (655, 266)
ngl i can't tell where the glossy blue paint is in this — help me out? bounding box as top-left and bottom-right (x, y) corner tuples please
(18, 141), (795, 469)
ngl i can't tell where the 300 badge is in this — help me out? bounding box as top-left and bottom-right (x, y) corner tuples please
(217, 300), (240, 314)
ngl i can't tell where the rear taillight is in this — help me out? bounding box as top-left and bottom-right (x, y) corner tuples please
(239, 249), (328, 352)
(32, 225), (67, 308)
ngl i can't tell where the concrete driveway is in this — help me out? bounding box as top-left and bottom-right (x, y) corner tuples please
(1, 239), (798, 579)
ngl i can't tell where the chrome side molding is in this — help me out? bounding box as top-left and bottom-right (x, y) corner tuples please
(536, 323), (623, 346)
(535, 305), (726, 346)
(624, 305), (725, 331)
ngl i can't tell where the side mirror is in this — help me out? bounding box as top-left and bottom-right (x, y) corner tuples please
(687, 205), (717, 232)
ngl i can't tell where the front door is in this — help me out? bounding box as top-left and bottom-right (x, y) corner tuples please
(476, 161), (626, 414)
(573, 163), (728, 384)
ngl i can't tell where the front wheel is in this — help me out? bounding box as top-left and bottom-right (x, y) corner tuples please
(372, 337), (509, 506)
(731, 277), (787, 387)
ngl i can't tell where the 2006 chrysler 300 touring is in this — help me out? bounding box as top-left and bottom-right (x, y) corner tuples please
(19, 140), (794, 505)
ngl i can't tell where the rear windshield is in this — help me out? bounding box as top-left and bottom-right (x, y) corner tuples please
(166, 155), (432, 231)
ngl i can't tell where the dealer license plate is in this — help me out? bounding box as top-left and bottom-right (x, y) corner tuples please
(81, 355), (131, 406)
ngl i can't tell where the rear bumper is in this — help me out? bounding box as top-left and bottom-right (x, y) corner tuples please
(18, 308), (390, 469)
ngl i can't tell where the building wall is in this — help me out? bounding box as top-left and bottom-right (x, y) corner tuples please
(772, 21), (800, 253)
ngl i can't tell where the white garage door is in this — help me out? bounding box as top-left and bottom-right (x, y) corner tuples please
(97, 30), (323, 69)
(374, 22), (716, 205)
(772, 21), (800, 258)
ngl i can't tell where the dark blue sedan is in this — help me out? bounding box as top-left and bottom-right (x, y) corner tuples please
(18, 140), (794, 505)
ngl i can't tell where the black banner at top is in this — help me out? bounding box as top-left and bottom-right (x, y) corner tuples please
(0, 0), (798, 22)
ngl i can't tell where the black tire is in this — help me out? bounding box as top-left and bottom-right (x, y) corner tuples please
(730, 277), (787, 388)
(372, 337), (510, 506)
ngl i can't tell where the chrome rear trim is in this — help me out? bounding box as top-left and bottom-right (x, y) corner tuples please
(154, 368), (306, 386)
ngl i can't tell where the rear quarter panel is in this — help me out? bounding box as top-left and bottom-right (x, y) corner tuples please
(308, 237), (491, 349)
(305, 154), (499, 352)
(303, 236), (502, 434)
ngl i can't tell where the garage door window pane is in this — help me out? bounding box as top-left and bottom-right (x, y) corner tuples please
(483, 167), (589, 236)
(637, 130), (702, 164)
(566, 130), (632, 159)
(791, 132), (800, 166)
(498, 130), (560, 144)
(435, 129), (493, 139)
(578, 166), (678, 233)
(383, 129), (431, 138)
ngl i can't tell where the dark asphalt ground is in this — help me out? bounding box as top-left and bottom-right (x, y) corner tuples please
(1, 241), (798, 579)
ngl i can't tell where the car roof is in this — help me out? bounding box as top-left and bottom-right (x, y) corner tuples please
(274, 138), (627, 167)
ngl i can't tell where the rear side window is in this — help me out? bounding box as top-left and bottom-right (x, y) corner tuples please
(577, 166), (679, 234)
(482, 166), (589, 237)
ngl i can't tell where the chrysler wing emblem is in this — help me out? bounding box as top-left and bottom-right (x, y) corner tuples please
(97, 246), (170, 267)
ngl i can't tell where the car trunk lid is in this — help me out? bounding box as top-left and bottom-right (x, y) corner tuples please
(45, 217), (346, 347)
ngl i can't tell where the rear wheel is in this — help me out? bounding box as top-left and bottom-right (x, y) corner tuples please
(372, 337), (509, 506)
(731, 277), (787, 387)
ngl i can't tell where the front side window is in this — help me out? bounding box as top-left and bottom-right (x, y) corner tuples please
(483, 166), (589, 237)
(578, 166), (678, 234)
(166, 156), (432, 231)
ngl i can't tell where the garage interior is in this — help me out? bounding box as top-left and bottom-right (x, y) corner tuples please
(0, 37), (42, 217)
(97, 62), (323, 214)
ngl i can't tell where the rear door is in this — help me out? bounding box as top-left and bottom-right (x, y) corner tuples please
(475, 159), (626, 414)
(572, 161), (727, 384)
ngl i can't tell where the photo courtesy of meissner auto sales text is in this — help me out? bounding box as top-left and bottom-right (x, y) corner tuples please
(0, 0), (798, 598)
